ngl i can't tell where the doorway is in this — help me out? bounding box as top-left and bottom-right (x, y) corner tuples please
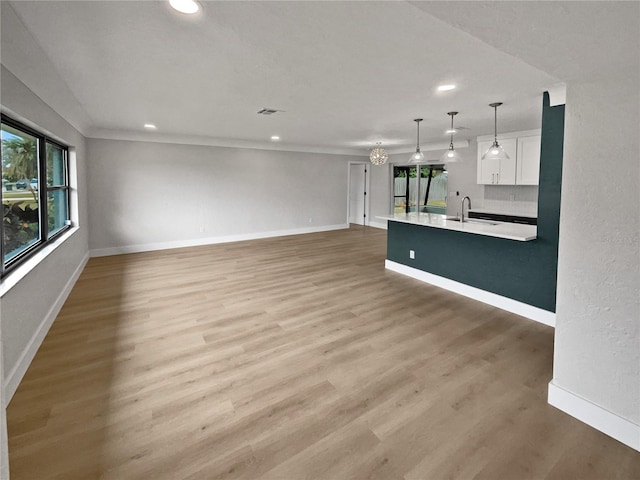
(348, 163), (369, 225)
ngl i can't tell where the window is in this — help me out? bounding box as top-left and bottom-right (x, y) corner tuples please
(393, 165), (447, 215)
(1, 116), (71, 276)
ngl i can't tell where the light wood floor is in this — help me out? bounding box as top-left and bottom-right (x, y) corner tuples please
(7, 226), (640, 479)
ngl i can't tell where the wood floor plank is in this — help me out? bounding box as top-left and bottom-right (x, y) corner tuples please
(7, 225), (640, 479)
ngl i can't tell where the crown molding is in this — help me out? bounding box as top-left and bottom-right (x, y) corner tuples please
(86, 128), (372, 157)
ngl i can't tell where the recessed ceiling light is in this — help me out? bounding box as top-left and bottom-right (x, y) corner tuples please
(144, 124), (157, 130)
(169, 0), (200, 15)
(437, 84), (456, 92)
(446, 129), (457, 134)
(271, 135), (281, 141)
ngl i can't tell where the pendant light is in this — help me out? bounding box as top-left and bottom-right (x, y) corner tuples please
(409, 118), (425, 163)
(440, 111), (461, 163)
(482, 102), (509, 161)
(369, 142), (388, 165)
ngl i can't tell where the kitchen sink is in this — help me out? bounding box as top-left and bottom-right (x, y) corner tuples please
(445, 217), (498, 226)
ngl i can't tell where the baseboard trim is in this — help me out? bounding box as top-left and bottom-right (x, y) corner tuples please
(90, 224), (349, 257)
(548, 381), (640, 451)
(368, 220), (388, 230)
(384, 260), (555, 327)
(4, 252), (90, 402)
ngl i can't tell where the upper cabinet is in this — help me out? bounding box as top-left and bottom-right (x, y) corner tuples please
(477, 131), (541, 185)
(516, 135), (541, 185)
(477, 138), (517, 185)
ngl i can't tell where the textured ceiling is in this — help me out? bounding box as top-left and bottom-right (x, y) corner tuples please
(413, 1), (640, 84)
(4, 1), (635, 154)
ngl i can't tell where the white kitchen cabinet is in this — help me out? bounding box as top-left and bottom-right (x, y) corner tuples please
(516, 135), (541, 185)
(477, 138), (517, 185)
(477, 132), (541, 185)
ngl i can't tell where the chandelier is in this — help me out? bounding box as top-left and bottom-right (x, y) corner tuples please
(369, 142), (389, 165)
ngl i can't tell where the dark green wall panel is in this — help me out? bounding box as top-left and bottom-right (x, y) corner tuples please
(387, 93), (564, 312)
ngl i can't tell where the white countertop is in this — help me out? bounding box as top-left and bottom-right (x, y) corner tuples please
(468, 208), (537, 219)
(377, 213), (537, 242)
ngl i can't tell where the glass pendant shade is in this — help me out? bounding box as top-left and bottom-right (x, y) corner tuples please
(482, 141), (510, 161)
(482, 102), (509, 161)
(369, 142), (388, 165)
(409, 149), (425, 163)
(409, 118), (424, 164)
(441, 148), (461, 163)
(441, 111), (460, 163)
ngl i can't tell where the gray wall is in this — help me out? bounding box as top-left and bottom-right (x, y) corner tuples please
(87, 139), (361, 253)
(1, 67), (90, 382)
(368, 161), (392, 227)
(553, 76), (640, 424)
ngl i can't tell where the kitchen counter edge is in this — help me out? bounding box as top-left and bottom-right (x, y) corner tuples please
(376, 214), (537, 242)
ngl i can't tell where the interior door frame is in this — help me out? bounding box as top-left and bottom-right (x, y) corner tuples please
(347, 161), (370, 226)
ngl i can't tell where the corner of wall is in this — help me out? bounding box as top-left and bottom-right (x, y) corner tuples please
(548, 381), (640, 452)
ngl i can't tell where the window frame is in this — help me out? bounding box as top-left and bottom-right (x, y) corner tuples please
(391, 164), (448, 215)
(1, 115), (71, 278)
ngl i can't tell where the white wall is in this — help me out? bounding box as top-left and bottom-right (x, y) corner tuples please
(87, 138), (362, 254)
(440, 141), (484, 217)
(552, 76), (639, 439)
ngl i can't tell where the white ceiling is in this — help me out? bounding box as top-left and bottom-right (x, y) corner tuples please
(4, 1), (638, 155)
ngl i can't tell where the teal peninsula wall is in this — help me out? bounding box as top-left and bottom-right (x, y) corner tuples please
(386, 92), (564, 313)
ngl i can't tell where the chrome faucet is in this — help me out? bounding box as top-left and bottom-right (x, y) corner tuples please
(460, 196), (471, 223)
